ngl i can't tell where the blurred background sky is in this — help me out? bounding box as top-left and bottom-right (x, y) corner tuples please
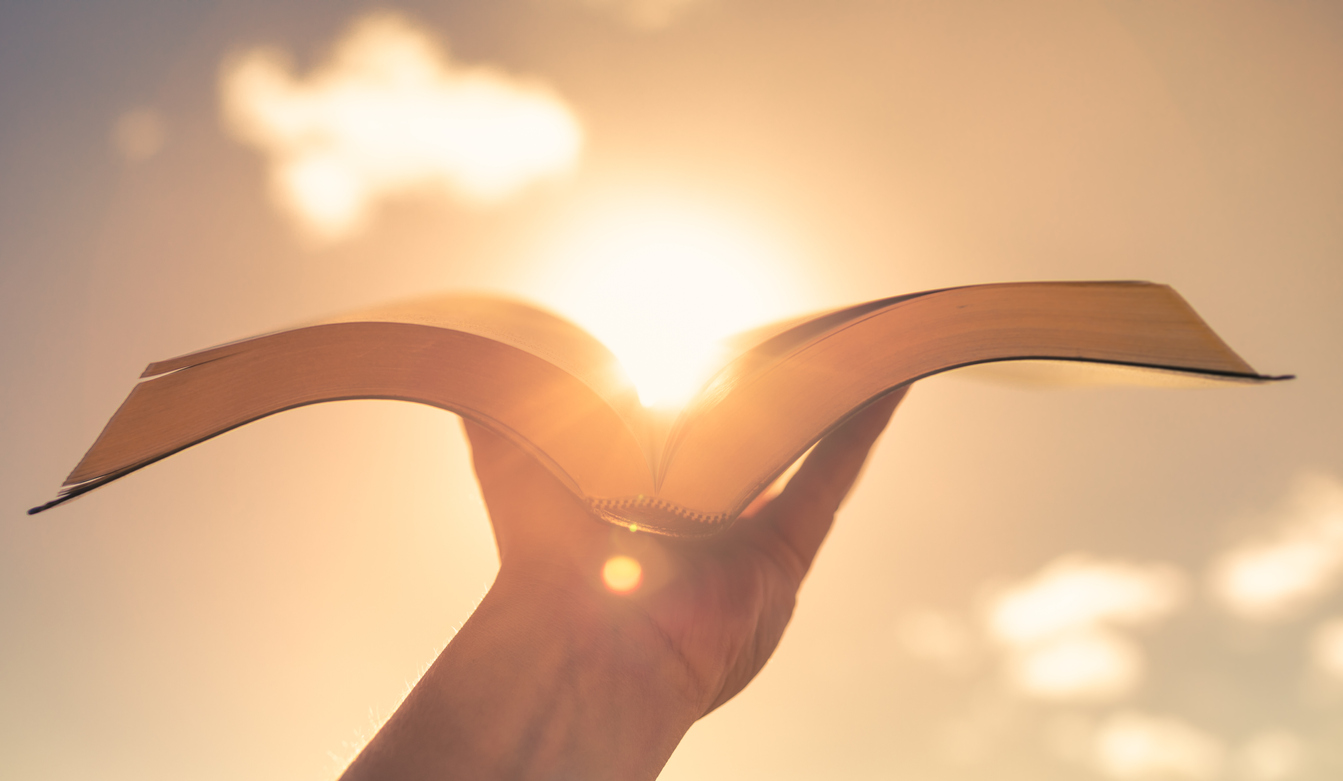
(1, 1), (1340, 779)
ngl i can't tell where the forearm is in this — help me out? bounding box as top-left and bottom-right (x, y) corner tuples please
(339, 569), (704, 781)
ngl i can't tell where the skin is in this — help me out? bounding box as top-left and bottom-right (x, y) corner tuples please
(339, 386), (908, 781)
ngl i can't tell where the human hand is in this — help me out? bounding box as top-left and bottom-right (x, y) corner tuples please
(340, 386), (906, 780)
(471, 385), (908, 717)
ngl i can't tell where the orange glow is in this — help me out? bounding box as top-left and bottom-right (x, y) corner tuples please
(530, 198), (800, 409)
(602, 555), (643, 593)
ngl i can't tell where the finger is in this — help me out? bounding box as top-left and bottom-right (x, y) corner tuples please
(462, 419), (545, 498)
(462, 419), (594, 557)
(765, 385), (909, 573)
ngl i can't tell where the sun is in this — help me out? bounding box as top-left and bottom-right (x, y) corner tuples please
(530, 197), (800, 409)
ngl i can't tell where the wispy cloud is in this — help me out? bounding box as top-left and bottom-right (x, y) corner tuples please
(220, 12), (583, 240)
(983, 555), (1185, 702)
(1209, 473), (1343, 621)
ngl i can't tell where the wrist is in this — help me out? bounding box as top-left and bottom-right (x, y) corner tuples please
(454, 569), (705, 779)
(344, 564), (704, 781)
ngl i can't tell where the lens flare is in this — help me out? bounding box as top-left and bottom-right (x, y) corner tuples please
(602, 555), (643, 593)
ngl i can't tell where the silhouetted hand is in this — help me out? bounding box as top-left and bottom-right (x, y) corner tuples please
(340, 387), (907, 781)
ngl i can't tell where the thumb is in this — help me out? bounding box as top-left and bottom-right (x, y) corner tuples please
(764, 385), (908, 578)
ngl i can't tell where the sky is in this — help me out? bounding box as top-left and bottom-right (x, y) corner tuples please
(1, 1), (1341, 779)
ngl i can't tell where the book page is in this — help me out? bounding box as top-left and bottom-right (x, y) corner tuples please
(145, 295), (648, 450)
(659, 292), (934, 486)
(60, 303), (657, 509)
(656, 282), (1272, 524)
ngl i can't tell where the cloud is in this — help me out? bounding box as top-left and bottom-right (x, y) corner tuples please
(1209, 473), (1343, 621)
(983, 555), (1185, 702)
(987, 555), (1186, 646)
(220, 12), (583, 240)
(1052, 712), (1302, 781)
(564, 0), (711, 30)
(1005, 627), (1143, 701)
(1091, 711), (1225, 780)
(112, 108), (166, 162)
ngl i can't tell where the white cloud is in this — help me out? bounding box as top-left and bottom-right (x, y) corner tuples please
(1092, 711), (1225, 780)
(566, 0), (711, 30)
(1209, 473), (1343, 621)
(987, 555), (1185, 647)
(982, 555), (1184, 702)
(220, 12), (583, 240)
(1006, 627), (1143, 702)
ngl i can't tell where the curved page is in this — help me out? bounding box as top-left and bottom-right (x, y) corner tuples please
(655, 282), (1278, 526)
(47, 304), (653, 513)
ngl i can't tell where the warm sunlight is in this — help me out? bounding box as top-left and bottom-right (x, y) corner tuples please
(529, 198), (800, 409)
(602, 555), (643, 593)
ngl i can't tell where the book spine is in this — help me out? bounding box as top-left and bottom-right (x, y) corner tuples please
(589, 497), (733, 538)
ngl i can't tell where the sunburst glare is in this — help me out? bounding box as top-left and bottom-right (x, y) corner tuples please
(530, 198), (800, 409)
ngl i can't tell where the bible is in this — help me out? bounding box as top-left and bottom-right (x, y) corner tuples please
(30, 281), (1287, 535)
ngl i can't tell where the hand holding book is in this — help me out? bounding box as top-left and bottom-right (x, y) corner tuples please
(29, 280), (1286, 779)
(338, 389), (906, 780)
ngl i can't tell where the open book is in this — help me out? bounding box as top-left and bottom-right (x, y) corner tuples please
(30, 282), (1287, 535)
